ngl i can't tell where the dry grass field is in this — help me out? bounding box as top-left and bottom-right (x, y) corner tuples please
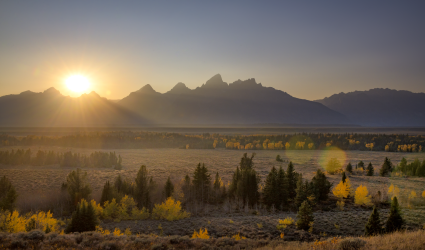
(1, 146), (424, 197)
(2, 146), (425, 242)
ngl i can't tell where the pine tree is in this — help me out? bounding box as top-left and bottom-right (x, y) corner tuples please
(358, 161), (365, 170)
(135, 165), (154, 209)
(294, 174), (307, 208)
(263, 166), (278, 208)
(380, 157), (393, 176)
(276, 155), (283, 162)
(366, 163), (374, 176)
(0, 175), (18, 211)
(346, 163), (353, 173)
(164, 177), (174, 198)
(65, 199), (98, 233)
(296, 200), (314, 231)
(181, 175), (192, 203)
(385, 196), (403, 232)
(229, 153), (260, 207)
(286, 161), (298, 200)
(277, 166), (288, 209)
(311, 169), (332, 201)
(192, 163), (211, 203)
(213, 172), (225, 204)
(341, 172), (347, 183)
(66, 169), (91, 207)
(100, 181), (116, 205)
(365, 206), (381, 236)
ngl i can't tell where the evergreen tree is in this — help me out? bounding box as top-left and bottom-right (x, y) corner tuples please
(346, 163), (353, 173)
(276, 154), (283, 162)
(385, 196), (403, 232)
(415, 160), (425, 177)
(311, 169), (332, 201)
(263, 166), (278, 208)
(65, 199), (98, 233)
(192, 163), (211, 203)
(277, 166), (288, 209)
(380, 157), (393, 176)
(0, 175), (18, 211)
(365, 206), (381, 236)
(366, 163), (374, 176)
(135, 165), (154, 209)
(286, 161), (298, 200)
(213, 172), (225, 204)
(100, 181), (117, 205)
(181, 175), (192, 204)
(229, 153), (260, 207)
(66, 169), (91, 207)
(399, 157), (407, 173)
(358, 161), (365, 170)
(294, 174), (306, 208)
(164, 177), (174, 198)
(342, 172), (347, 183)
(296, 200), (314, 231)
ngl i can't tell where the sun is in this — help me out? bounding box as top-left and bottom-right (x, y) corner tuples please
(65, 74), (90, 93)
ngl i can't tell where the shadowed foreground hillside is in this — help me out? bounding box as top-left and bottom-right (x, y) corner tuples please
(0, 229), (424, 250)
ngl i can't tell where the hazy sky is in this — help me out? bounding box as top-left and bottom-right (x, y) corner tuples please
(1, 1), (424, 100)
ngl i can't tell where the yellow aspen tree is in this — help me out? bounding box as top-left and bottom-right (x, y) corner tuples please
(422, 190), (425, 199)
(354, 185), (372, 206)
(388, 184), (400, 200)
(332, 181), (349, 199)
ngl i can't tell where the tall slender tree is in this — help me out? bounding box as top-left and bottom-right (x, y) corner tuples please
(0, 175), (18, 211)
(135, 165), (154, 209)
(286, 161), (298, 200)
(366, 163), (374, 176)
(164, 177), (174, 198)
(192, 163), (211, 203)
(385, 196), (403, 232)
(365, 206), (381, 236)
(263, 166), (278, 208)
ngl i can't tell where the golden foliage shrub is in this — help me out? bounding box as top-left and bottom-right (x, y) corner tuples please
(0, 210), (62, 233)
(354, 185), (372, 206)
(277, 217), (294, 230)
(388, 184), (400, 200)
(92, 195), (150, 221)
(191, 228), (209, 239)
(332, 181), (350, 199)
(232, 233), (246, 240)
(152, 197), (190, 221)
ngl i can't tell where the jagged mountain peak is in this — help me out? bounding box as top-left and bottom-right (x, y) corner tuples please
(203, 74), (228, 88)
(43, 87), (61, 96)
(167, 82), (191, 94)
(137, 84), (157, 94)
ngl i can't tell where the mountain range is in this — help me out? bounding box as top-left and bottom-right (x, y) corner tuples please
(316, 88), (425, 127)
(0, 74), (423, 127)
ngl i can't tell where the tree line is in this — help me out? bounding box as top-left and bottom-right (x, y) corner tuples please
(1, 132), (424, 151)
(0, 149), (122, 169)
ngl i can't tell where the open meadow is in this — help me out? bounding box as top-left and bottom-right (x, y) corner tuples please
(2, 146), (425, 239)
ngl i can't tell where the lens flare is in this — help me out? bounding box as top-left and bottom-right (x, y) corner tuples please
(318, 146), (347, 172)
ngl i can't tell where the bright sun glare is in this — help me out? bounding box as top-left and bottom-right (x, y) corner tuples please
(65, 74), (90, 93)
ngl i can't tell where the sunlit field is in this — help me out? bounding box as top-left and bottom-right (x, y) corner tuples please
(2, 146), (425, 195)
(2, 146), (425, 239)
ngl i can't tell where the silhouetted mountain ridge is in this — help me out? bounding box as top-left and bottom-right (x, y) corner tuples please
(0, 88), (148, 126)
(118, 74), (351, 125)
(316, 88), (425, 126)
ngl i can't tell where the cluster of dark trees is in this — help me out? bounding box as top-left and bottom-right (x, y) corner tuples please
(1, 132), (424, 151)
(365, 197), (403, 236)
(0, 149), (122, 169)
(394, 157), (425, 177)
